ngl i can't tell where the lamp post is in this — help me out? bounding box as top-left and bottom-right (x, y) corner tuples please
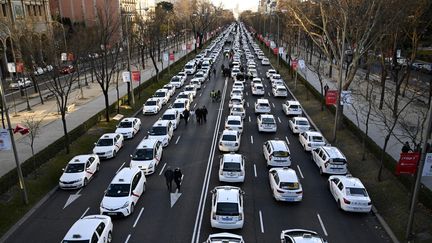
(345, 50), (353, 79)
(122, 12), (135, 106)
(274, 9), (287, 67)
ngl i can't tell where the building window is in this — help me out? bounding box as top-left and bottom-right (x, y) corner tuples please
(33, 5), (36, 16)
(26, 5), (31, 16)
(38, 5), (41, 16)
(2, 4), (7, 17)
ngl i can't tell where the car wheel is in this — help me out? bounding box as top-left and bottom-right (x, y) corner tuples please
(96, 164), (100, 172)
(113, 150), (117, 158)
(319, 167), (323, 175)
(338, 200), (343, 210)
(107, 231), (112, 243)
(130, 203), (135, 215)
(83, 178), (88, 187)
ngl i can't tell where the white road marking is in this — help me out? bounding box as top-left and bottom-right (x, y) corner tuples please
(264, 84), (267, 88)
(133, 207), (145, 228)
(116, 162), (126, 174)
(124, 234), (131, 243)
(285, 136), (290, 144)
(246, 92), (249, 96)
(248, 116), (251, 122)
(175, 136), (181, 144)
(259, 210), (265, 233)
(297, 165), (304, 179)
(277, 117), (282, 123)
(193, 103), (197, 108)
(272, 103), (275, 108)
(317, 213), (328, 236)
(159, 163), (167, 175)
(80, 207), (90, 219)
(254, 164), (257, 177)
(268, 92), (271, 96)
(250, 136), (254, 144)
(246, 102), (249, 107)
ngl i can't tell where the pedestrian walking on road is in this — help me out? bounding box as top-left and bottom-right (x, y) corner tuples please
(324, 84), (329, 96)
(183, 109), (190, 125)
(173, 168), (183, 192)
(196, 108), (202, 124)
(164, 167), (174, 192)
(213, 68), (216, 77)
(402, 141), (412, 153)
(190, 109), (196, 123)
(202, 106), (208, 123)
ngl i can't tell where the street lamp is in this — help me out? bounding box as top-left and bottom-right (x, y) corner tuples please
(273, 9), (287, 66)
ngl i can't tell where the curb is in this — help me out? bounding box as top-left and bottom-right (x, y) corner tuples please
(0, 186), (59, 243)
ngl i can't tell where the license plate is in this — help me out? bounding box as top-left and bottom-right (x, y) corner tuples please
(222, 216), (232, 221)
(107, 212), (117, 216)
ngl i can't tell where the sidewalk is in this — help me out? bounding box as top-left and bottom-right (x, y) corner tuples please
(0, 40), (198, 178)
(277, 46), (432, 190)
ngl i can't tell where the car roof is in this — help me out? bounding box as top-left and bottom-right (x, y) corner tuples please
(208, 232), (244, 242)
(163, 109), (178, 115)
(227, 115), (242, 121)
(155, 88), (168, 93)
(174, 98), (188, 103)
(287, 100), (301, 105)
(153, 120), (171, 127)
(112, 167), (140, 184)
(268, 140), (289, 151)
(271, 168), (298, 182)
(275, 85), (287, 89)
(69, 154), (94, 164)
(146, 97), (159, 102)
(215, 186), (240, 203)
(260, 114), (275, 119)
(257, 98), (269, 104)
(321, 146), (345, 159)
(230, 95), (243, 100)
(223, 153), (242, 163)
(222, 129), (238, 136)
(231, 104), (244, 109)
(137, 138), (159, 149)
(268, 69), (276, 72)
(99, 133), (118, 139)
(293, 117), (308, 122)
(64, 215), (110, 240)
(120, 117), (137, 122)
(304, 131), (323, 136)
(281, 229), (324, 243)
(332, 175), (364, 188)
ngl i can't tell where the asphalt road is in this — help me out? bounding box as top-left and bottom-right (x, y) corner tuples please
(4, 26), (391, 243)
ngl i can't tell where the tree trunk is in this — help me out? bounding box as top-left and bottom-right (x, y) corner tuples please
(379, 66), (387, 110)
(103, 90), (110, 122)
(61, 113), (70, 154)
(378, 135), (390, 181)
(392, 69), (401, 117)
(149, 50), (159, 81)
(116, 70), (120, 114)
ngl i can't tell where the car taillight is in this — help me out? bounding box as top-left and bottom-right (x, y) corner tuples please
(296, 191), (303, 194)
(343, 198), (351, 204)
(294, 126), (298, 129)
(240, 171), (244, 176)
(219, 142), (223, 146)
(220, 170), (223, 175)
(235, 142), (238, 146)
(238, 213), (243, 220)
(307, 143), (311, 147)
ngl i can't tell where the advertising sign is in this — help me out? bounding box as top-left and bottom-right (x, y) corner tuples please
(61, 53), (67, 61)
(422, 153), (432, 177)
(131, 71), (140, 82)
(163, 53), (169, 62)
(169, 52), (175, 61)
(186, 43), (191, 50)
(122, 71), (131, 83)
(291, 59), (298, 70)
(278, 47), (284, 55)
(325, 90), (338, 105)
(396, 152), (420, 175)
(273, 48), (278, 55)
(16, 62), (24, 73)
(298, 59), (306, 69)
(7, 63), (16, 73)
(182, 44), (186, 51)
(0, 128), (11, 151)
(341, 90), (352, 105)
(270, 41), (276, 49)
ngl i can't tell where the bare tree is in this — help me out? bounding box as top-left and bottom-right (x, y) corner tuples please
(20, 114), (44, 176)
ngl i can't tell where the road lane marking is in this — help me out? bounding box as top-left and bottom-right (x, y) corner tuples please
(272, 103), (275, 108)
(199, 93), (202, 97)
(278, 117), (281, 123)
(133, 207), (144, 228)
(317, 213), (328, 236)
(297, 165), (304, 179)
(159, 163), (167, 175)
(254, 164), (257, 177)
(246, 102), (249, 107)
(268, 92), (271, 96)
(116, 162), (125, 174)
(248, 116), (251, 122)
(124, 234), (131, 243)
(80, 207), (90, 219)
(193, 103), (197, 108)
(264, 84), (267, 88)
(259, 210), (265, 233)
(250, 136), (254, 144)
(246, 92), (249, 96)
(285, 136), (290, 144)
(175, 136), (181, 144)
(191, 77), (228, 243)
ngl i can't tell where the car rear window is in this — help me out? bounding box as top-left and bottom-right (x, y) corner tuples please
(262, 118), (275, 124)
(222, 135), (237, 141)
(346, 187), (368, 197)
(145, 101), (157, 106)
(298, 120), (309, 126)
(227, 120), (241, 125)
(162, 114), (176, 120)
(173, 103), (185, 108)
(312, 136), (324, 142)
(132, 148), (153, 160)
(279, 182), (299, 190)
(216, 202), (239, 216)
(223, 162), (241, 172)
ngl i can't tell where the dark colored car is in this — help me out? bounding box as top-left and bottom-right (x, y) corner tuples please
(60, 65), (75, 74)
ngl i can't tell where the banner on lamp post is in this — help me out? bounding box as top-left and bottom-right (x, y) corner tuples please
(273, 48), (278, 55)
(61, 53), (67, 61)
(422, 153), (432, 177)
(341, 90), (352, 105)
(298, 59), (306, 69)
(182, 44), (186, 51)
(396, 152), (420, 175)
(7, 63), (16, 73)
(186, 43), (191, 50)
(0, 128), (11, 151)
(291, 59), (298, 70)
(122, 71), (131, 82)
(16, 62), (24, 73)
(325, 90), (338, 105)
(131, 71), (140, 82)
(163, 53), (169, 62)
(278, 47), (284, 55)
(169, 52), (175, 61)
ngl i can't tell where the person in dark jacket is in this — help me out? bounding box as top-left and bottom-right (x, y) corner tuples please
(173, 168), (183, 192)
(164, 167), (174, 192)
(183, 109), (190, 125)
(202, 106), (208, 123)
(196, 108), (202, 124)
(401, 141), (412, 153)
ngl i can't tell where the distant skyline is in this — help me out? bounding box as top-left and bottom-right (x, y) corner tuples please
(211, 0), (258, 12)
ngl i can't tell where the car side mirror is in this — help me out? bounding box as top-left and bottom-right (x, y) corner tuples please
(62, 168), (65, 171)
(210, 189), (216, 194)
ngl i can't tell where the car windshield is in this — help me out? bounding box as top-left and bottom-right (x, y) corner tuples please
(149, 126), (167, 135)
(65, 163), (85, 173)
(298, 120), (309, 126)
(312, 136), (324, 142)
(232, 107), (243, 112)
(145, 101), (157, 106)
(177, 95), (188, 99)
(105, 183), (130, 197)
(346, 187), (368, 197)
(185, 65), (194, 69)
(223, 162), (241, 172)
(262, 118), (275, 124)
(277, 88), (287, 91)
(185, 87), (194, 91)
(231, 99), (241, 104)
(258, 103), (269, 107)
(173, 103), (185, 108)
(280, 182), (299, 190)
(290, 105), (300, 109)
(195, 73), (204, 78)
(118, 121), (132, 128)
(216, 202), (239, 216)
(222, 135), (237, 141)
(171, 77), (180, 82)
(274, 151), (289, 157)
(132, 148), (153, 160)
(154, 92), (165, 97)
(162, 114), (176, 120)
(96, 138), (113, 146)
(227, 120), (241, 125)
(62, 240), (90, 243)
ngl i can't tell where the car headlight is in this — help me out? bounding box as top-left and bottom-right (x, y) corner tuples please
(148, 163), (154, 169)
(121, 201), (130, 209)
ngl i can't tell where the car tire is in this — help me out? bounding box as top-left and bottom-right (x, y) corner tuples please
(96, 164), (100, 172)
(319, 167), (323, 175)
(83, 178), (88, 187)
(107, 231), (112, 243)
(130, 203), (134, 215)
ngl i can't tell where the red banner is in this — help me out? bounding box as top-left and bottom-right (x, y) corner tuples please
(131, 71), (140, 82)
(325, 90), (338, 105)
(67, 53), (75, 61)
(265, 41), (270, 47)
(16, 62), (24, 73)
(291, 59), (298, 70)
(273, 48), (278, 55)
(186, 43), (191, 50)
(169, 52), (175, 61)
(396, 152), (420, 175)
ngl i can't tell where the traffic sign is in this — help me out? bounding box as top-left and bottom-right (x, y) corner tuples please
(298, 59), (306, 69)
(273, 48), (278, 55)
(122, 71), (131, 82)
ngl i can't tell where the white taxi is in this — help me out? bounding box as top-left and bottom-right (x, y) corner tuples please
(280, 229), (327, 243)
(225, 115), (243, 133)
(130, 138), (163, 175)
(228, 95), (244, 108)
(170, 75), (184, 88)
(115, 117), (141, 139)
(269, 167), (303, 202)
(184, 84), (197, 97)
(160, 109), (181, 129)
(163, 84), (176, 97)
(147, 120), (174, 147)
(233, 81), (244, 91)
(143, 98), (162, 115)
(252, 83), (265, 96)
(328, 175), (372, 213)
(288, 117), (310, 134)
(219, 153), (245, 183)
(270, 73), (282, 83)
(153, 88), (170, 105)
(100, 167), (146, 217)
(299, 131), (326, 151)
(272, 85), (288, 97)
(230, 104), (246, 119)
(254, 98), (271, 114)
(282, 100), (302, 116)
(171, 98), (190, 116)
(205, 233), (244, 243)
(190, 78), (202, 90)
(93, 133), (124, 159)
(59, 154), (100, 189)
(266, 69), (277, 78)
(257, 114), (277, 132)
(218, 129), (241, 152)
(210, 186), (244, 229)
(61, 215), (113, 243)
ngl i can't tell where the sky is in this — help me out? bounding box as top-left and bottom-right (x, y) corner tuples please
(211, 0), (258, 13)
